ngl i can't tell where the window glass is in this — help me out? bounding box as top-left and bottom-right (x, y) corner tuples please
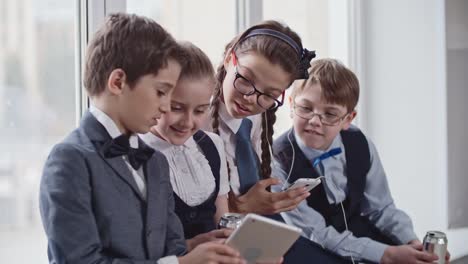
(263, 0), (329, 136)
(0, 1), (76, 263)
(127, 0), (237, 66)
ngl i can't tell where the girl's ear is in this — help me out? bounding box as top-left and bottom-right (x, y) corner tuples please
(342, 110), (357, 130)
(107, 68), (127, 95)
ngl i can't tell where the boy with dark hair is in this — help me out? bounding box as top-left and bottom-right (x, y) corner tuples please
(40, 13), (243, 264)
(273, 59), (448, 263)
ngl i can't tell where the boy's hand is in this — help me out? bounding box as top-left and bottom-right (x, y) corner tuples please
(229, 178), (310, 215)
(407, 239), (451, 263)
(407, 239), (423, 249)
(178, 241), (246, 264)
(186, 229), (233, 251)
(381, 245), (438, 264)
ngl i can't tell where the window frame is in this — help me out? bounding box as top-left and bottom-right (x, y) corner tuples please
(75, 0), (126, 123)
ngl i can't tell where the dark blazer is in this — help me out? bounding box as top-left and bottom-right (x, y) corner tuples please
(39, 112), (186, 264)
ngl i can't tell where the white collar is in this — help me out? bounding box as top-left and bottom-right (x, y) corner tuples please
(89, 105), (139, 148)
(218, 102), (256, 134)
(140, 131), (197, 151)
(294, 130), (343, 161)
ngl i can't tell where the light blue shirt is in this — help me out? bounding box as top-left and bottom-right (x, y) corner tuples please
(272, 128), (418, 263)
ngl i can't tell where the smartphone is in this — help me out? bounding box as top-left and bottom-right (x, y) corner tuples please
(285, 178), (321, 192)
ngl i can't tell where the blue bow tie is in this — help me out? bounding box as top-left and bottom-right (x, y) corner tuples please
(101, 134), (154, 170)
(312, 147), (342, 168)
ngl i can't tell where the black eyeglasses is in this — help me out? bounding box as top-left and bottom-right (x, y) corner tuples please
(293, 103), (349, 126)
(232, 53), (285, 110)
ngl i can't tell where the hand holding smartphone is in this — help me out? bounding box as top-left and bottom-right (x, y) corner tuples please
(283, 178), (321, 192)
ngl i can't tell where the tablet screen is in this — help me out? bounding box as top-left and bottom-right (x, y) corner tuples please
(225, 213), (301, 263)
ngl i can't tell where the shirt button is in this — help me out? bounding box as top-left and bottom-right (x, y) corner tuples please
(189, 212), (197, 218)
(147, 230), (152, 237)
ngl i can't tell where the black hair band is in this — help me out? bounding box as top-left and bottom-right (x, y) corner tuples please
(242, 28), (316, 79)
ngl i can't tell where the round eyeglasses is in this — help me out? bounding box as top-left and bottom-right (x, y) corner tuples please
(231, 53), (285, 110)
(293, 104), (349, 126)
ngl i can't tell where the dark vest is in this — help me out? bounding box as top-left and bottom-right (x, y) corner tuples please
(174, 131), (220, 239)
(273, 128), (396, 245)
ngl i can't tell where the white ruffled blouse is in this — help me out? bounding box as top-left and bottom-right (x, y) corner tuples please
(141, 131), (229, 206)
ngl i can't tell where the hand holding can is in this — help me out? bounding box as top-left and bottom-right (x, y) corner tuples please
(423, 231), (448, 264)
(218, 213), (244, 229)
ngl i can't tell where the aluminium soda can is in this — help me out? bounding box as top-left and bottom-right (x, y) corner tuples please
(218, 213), (244, 229)
(423, 231), (447, 264)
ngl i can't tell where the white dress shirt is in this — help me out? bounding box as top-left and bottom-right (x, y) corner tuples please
(207, 102), (265, 195)
(90, 106), (178, 264)
(141, 131), (230, 206)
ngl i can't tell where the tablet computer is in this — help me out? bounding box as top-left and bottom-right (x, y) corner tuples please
(225, 213), (301, 263)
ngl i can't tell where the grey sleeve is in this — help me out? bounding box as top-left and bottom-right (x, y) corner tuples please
(361, 138), (418, 244)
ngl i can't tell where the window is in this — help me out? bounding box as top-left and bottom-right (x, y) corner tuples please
(0, 1), (357, 262)
(0, 1), (76, 263)
(263, 0), (330, 136)
(127, 0), (237, 66)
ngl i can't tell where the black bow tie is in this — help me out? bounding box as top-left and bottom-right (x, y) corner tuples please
(101, 134), (155, 170)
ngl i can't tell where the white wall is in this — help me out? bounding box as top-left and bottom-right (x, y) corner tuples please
(361, 0), (468, 259)
(328, 0), (350, 65)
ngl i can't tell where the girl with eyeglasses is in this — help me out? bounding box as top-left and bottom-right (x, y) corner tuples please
(209, 20), (315, 216)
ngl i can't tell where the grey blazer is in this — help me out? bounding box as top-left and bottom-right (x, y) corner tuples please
(39, 112), (186, 264)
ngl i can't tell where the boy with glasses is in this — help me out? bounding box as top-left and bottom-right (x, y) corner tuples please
(273, 59), (447, 263)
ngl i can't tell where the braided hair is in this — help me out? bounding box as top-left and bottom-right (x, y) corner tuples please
(211, 20), (315, 180)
